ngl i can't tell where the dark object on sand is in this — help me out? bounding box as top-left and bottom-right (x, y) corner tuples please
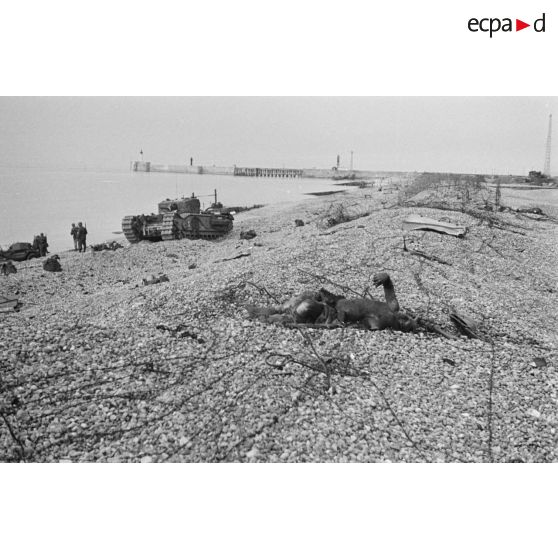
(402, 215), (467, 237)
(217, 252), (251, 263)
(240, 230), (257, 240)
(402, 238), (452, 266)
(156, 324), (204, 342)
(43, 255), (62, 272)
(318, 273), (417, 332)
(0, 296), (21, 312)
(1, 261), (17, 275)
(91, 241), (123, 252)
(246, 273), (459, 339)
(294, 219), (305, 227)
(307, 190), (348, 197)
(122, 193), (234, 243)
(247, 272), (417, 333)
(532, 357), (547, 368)
(449, 312), (482, 339)
(517, 207), (544, 215)
(142, 273), (169, 286)
(0, 242), (41, 262)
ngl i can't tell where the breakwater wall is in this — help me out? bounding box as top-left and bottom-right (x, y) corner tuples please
(131, 162), (233, 175)
(130, 161), (393, 180)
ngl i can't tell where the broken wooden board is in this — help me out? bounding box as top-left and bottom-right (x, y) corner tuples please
(0, 296), (19, 313)
(402, 215), (467, 237)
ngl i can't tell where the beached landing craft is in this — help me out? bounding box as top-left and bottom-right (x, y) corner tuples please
(122, 193), (234, 243)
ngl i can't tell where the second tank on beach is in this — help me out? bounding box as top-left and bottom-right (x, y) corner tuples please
(122, 193), (234, 244)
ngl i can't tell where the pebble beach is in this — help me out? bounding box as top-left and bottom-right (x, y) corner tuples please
(1, 183), (557, 463)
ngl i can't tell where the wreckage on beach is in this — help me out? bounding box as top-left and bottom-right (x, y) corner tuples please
(402, 214), (467, 237)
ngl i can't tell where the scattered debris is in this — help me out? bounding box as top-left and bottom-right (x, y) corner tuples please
(402, 214), (467, 237)
(514, 207), (552, 222)
(532, 357), (547, 368)
(403, 238), (451, 265)
(240, 230), (257, 240)
(156, 324), (204, 342)
(265, 354), (289, 370)
(142, 273), (169, 286)
(318, 202), (373, 229)
(413, 315), (458, 340)
(43, 255), (62, 272)
(319, 226), (355, 236)
(517, 207), (543, 215)
(449, 312), (482, 340)
(217, 253), (251, 263)
(1, 261), (17, 275)
(91, 241), (123, 252)
(0, 296), (21, 312)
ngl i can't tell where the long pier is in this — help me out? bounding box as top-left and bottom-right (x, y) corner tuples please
(233, 166), (303, 178)
(130, 161), (388, 180)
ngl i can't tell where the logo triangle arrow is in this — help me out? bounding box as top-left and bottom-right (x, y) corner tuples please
(516, 19), (530, 31)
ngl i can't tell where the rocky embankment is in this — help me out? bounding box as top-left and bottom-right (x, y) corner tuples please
(1, 186), (557, 462)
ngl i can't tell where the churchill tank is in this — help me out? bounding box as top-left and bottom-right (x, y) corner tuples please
(122, 193), (234, 244)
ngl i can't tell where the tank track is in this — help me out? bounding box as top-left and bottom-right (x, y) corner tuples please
(161, 213), (178, 241)
(182, 216), (233, 240)
(161, 213), (233, 241)
(122, 216), (140, 244)
(182, 231), (228, 240)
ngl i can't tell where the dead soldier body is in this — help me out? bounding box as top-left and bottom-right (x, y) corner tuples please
(1, 261), (17, 275)
(246, 272), (417, 332)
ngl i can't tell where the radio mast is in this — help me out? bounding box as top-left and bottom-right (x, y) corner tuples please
(543, 114), (552, 177)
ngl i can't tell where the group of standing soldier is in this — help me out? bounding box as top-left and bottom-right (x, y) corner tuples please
(28, 223), (88, 257)
(32, 233), (49, 257)
(70, 222), (88, 252)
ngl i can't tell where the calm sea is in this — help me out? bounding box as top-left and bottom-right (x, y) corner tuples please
(0, 166), (348, 252)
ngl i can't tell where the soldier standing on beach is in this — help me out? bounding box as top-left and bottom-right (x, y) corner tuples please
(70, 223), (79, 250)
(38, 233), (48, 257)
(77, 222), (88, 253)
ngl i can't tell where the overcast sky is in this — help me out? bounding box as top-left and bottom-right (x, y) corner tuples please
(0, 96), (555, 175)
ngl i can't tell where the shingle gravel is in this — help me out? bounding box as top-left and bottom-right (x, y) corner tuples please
(1, 184), (556, 462)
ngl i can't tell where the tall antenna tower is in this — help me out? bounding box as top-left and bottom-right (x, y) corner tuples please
(543, 114), (552, 177)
